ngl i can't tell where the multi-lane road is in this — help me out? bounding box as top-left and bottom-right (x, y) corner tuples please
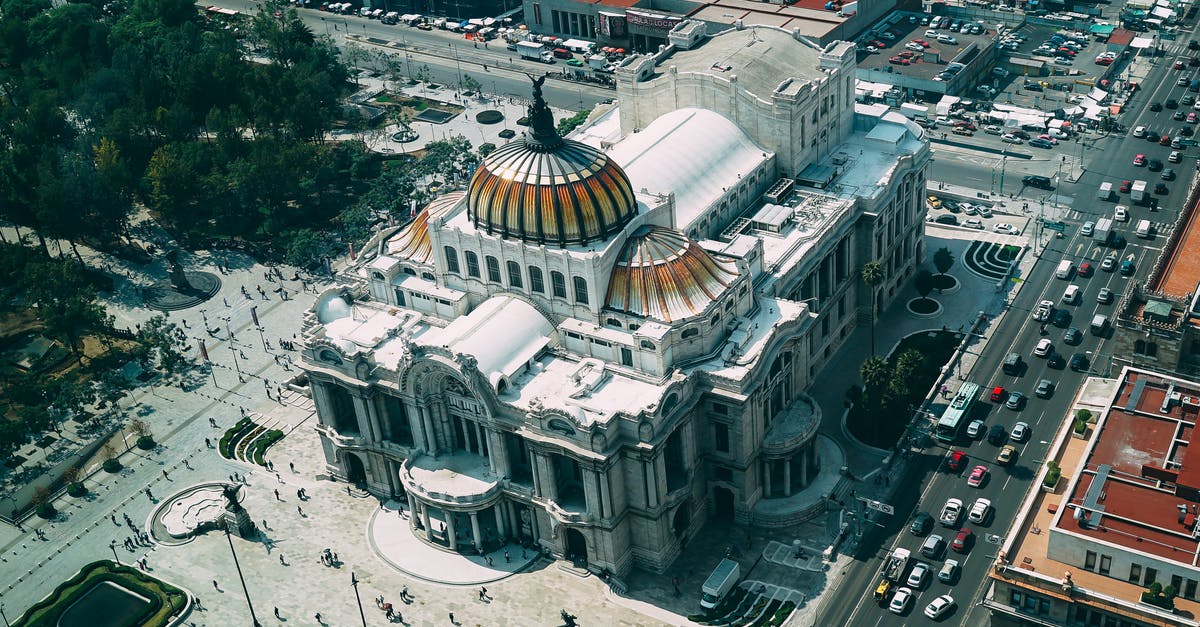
(819, 28), (1200, 627)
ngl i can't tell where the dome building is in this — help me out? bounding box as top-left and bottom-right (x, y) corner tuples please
(301, 22), (930, 578)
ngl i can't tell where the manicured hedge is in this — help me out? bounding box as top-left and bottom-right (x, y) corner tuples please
(475, 110), (503, 124)
(13, 561), (186, 627)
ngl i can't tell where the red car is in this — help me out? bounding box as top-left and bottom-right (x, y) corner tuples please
(872, 40), (887, 48)
(989, 386), (1006, 402)
(1120, 179), (1132, 192)
(967, 464), (989, 487)
(913, 38), (930, 48)
(951, 527), (975, 553)
(947, 450), (967, 472)
(954, 121), (977, 131)
(889, 56), (912, 65)
(1134, 154), (1147, 166)
(1161, 135), (1173, 146)
(1175, 60), (1186, 70)
(1078, 261), (1093, 277)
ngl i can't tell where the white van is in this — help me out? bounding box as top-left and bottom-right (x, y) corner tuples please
(1136, 219), (1152, 238)
(1056, 259), (1074, 280)
(1062, 284), (1081, 305)
(1098, 182), (1112, 200)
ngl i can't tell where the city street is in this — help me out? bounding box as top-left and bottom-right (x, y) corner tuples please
(818, 23), (1200, 627)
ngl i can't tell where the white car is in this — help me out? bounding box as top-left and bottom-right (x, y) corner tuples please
(984, 124), (1003, 135)
(993, 223), (1018, 234)
(1011, 421), (1030, 442)
(924, 594), (956, 619)
(1033, 299), (1053, 322)
(906, 42), (925, 52)
(1081, 220), (1095, 236)
(1133, 125), (1146, 138)
(925, 29), (940, 37)
(940, 498), (964, 527)
(1170, 151), (1183, 163)
(907, 562), (930, 589)
(964, 218), (984, 229)
(1034, 338), (1053, 357)
(966, 419), (985, 438)
(1114, 205), (1129, 222)
(937, 35), (958, 45)
(968, 498), (992, 523)
(890, 586), (914, 615)
(938, 559), (960, 583)
(1001, 133), (1023, 144)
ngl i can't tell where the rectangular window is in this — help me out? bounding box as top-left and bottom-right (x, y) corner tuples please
(573, 276), (589, 304)
(529, 267), (545, 293)
(506, 261), (523, 288)
(712, 403), (728, 416)
(486, 256), (501, 283)
(1099, 555), (1111, 575)
(1185, 579), (1197, 599)
(465, 252), (480, 278)
(1128, 564), (1141, 583)
(1144, 566), (1157, 585)
(444, 246), (460, 274)
(714, 423), (729, 452)
(1085, 551), (1097, 571)
(620, 347), (633, 367)
(1009, 590), (1022, 606)
(552, 272), (567, 298)
(1172, 574), (1183, 594)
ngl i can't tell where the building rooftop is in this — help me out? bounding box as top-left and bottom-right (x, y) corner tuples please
(687, 0), (845, 39)
(1150, 194), (1200, 301)
(995, 369), (1200, 623)
(660, 26), (824, 102)
(855, 18), (996, 82)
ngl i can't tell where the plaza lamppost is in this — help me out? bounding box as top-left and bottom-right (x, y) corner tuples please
(228, 344), (244, 382)
(0, 599), (10, 627)
(449, 43), (464, 93)
(223, 527), (263, 627)
(256, 326), (270, 352)
(350, 572), (368, 627)
(109, 539), (121, 565)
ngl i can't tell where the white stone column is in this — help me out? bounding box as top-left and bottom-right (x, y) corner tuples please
(530, 451), (542, 497)
(363, 394), (383, 441)
(764, 460), (773, 498)
(494, 504), (507, 539)
(407, 400), (427, 451)
(420, 406), (437, 453)
(488, 430), (508, 477)
(540, 455), (559, 501)
(470, 511), (482, 550)
(446, 512), (458, 549)
(312, 383), (336, 426)
(421, 504), (432, 538)
(800, 447), (809, 488)
(582, 468), (600, 516)
(599, 469), (613, 518)
(644, 458), (658, 507)
(784, 456), (792, 496)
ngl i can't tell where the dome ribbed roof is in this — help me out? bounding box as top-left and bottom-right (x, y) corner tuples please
(387, 192), (465, 263)
(467, 78), (636, 247)
(605, 226), (740, 323)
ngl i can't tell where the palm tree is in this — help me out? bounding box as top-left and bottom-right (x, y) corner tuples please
(860, 355), (891, 437)
(861, 261), (885, 355)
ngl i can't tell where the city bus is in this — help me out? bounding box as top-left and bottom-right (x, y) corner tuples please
(935, 382), (981, 443)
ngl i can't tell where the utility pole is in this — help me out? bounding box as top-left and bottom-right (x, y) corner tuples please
(224, 527), (263, 627)
(350, 572), (368, 627)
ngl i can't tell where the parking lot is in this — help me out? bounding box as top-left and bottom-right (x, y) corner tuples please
(856, 13), (999, 82)
(988, 24), (1115, 110)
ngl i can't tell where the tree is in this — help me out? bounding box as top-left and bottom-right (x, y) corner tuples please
(914, 269), (935, 303)
(461, 73), (481, 94)
(861, 261), (885, 356)
(890, 349), (923, 401)
(22, 258), (110, 359)
(933, 246), (955, 277)
(859, 355), (890, 414)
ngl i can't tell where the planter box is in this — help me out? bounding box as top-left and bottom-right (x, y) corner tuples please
(1042, 475), (1062, 494)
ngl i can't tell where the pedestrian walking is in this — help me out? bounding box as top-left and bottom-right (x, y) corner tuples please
(289, 462), (296, 473)
(213, 580), (220, 591)
(111, 514), (118, 525)
(183, 459), (191, 470)
(276, 473), (282, 483)
(274, 607), (281, 618)
(449, 612), (455, 624)
(333, 552), (338, 563)
(401, 585), (409, 601)
(479, 586), (487, 601)
(315, 612), (322, 623)
(162, 469), (169, 480)
(504, 550), (510, 563)
(486, 556), (493, 566)
(274, 489), (281, 500)
(298, 506), (304, 516)
(205, 437), (212, 448)
(262, 519), (268, 529)
(279, 554), (286, 565)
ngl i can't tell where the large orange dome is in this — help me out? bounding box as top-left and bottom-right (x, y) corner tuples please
(467, 79), (637, 247)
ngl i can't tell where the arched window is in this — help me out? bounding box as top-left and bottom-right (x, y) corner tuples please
(551, 271), (567, 298)
(710, 314), (721, 326)
(421, 272), (434, 281)
(528, 266), (545, 293)
(485, 256), (501, 283)
(444, 246), (460, 274)
(465, 251), (480, 278)
(682, 328), (699, 339)
(402, 267), (416, 276)
(629, 324), (640, 331)
(640, 339), (656, 350)
(506, 261), (523, 288)
(605, 318), (622, 328)
(371, 271), (385, 281)
(573, 276), (589, 304)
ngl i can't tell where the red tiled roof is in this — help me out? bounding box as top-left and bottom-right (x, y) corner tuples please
(1108, 29), (1135, 47)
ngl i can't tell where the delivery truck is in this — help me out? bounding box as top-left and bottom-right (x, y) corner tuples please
(700, 559), (740, 610)
(1131, 180), (1147, 204)
(516, 41), (553, 63)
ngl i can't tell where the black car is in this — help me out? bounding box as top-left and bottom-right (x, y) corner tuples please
(1167, 99), (1179, 109)
(1029, 138), (1053, 148)
(987, 424), (1007, 445)
(1190, 39), (1200, 50)
(1152, 102), (1164, 111)
(1164, 168), (1176, 181)
(1175, 111), (1187, 121)
(1156, 182), (1169, 194)
(935, 214), (959, 225)
(1023, 175), (1053, 189)
(910, 512), (934, 536)
(1070, 352), (1090, 372)
(1047, 352), (1066, 369)
(1181, 126), (1194, 137)
(1063, 327), (1082, 345)
(1051, 308), (1071, 328)
(1149, 159), (1164, 172)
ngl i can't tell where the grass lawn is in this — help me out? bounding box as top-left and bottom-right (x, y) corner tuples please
(847, 330), (962, 449)
(14, 560), (187, 627)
